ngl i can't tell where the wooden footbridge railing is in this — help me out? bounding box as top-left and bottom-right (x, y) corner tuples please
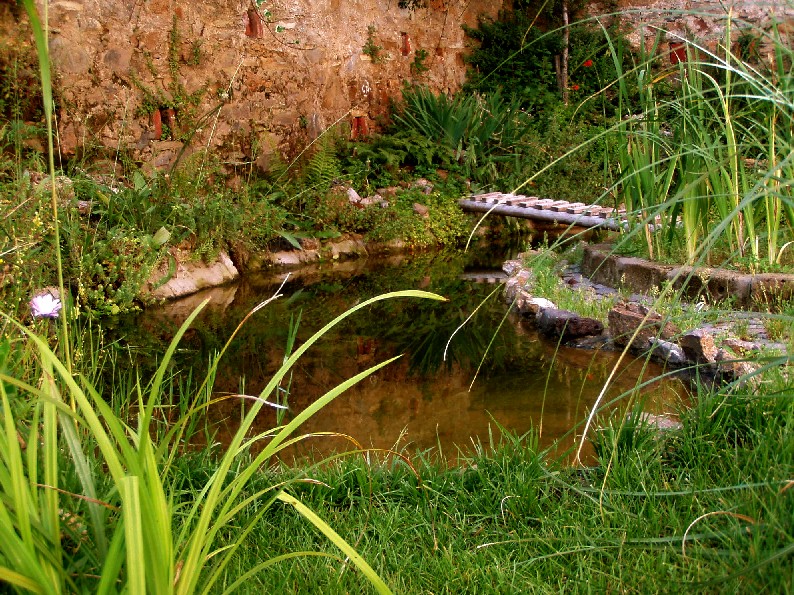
(459, 193), (627, 231)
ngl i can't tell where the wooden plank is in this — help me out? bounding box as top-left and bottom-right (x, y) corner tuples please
(516, 196), (541, 208)
(549, 200), (573, 212)
(531, 199), (556, 209)
(565, 203), (588, 214)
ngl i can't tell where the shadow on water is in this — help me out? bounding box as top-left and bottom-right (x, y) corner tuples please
(113, 243), (687, 464)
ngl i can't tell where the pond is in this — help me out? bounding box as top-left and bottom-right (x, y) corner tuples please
(117, 246), (686, 464)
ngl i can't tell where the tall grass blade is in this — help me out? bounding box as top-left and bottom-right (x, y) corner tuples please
(118, 476), (146, 594)
(21, 0), (72, 370)
(276, 491), (393, 595)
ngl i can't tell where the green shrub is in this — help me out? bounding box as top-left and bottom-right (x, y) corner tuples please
(463, 11), (564, 117)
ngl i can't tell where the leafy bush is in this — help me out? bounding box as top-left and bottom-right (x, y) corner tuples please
(463, 12), (635, 126)
(391, 84), (536, 185)
(463, 11), (564, 117)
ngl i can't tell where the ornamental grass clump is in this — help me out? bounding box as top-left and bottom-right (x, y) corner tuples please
(0, 289), (445, 593)
(610, 14), (794, 269)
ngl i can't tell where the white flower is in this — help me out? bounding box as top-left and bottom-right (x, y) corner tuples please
(30, 292), (62, 319)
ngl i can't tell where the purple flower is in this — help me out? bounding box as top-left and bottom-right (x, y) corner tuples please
(30, 292), (62, 319)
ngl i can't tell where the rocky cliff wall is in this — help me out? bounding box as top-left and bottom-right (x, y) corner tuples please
(8, 1), (794, 172)
(22, 0), (504, 173)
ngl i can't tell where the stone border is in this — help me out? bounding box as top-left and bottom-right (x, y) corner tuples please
(141, 236), (412, 301)
(582, 244), (794, 309)
(501, 252), (789, 385)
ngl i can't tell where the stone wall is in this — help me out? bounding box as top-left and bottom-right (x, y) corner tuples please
(589, 0), (794, 52)
(9, 0), (794, 171)
(25, 0), (504, 172)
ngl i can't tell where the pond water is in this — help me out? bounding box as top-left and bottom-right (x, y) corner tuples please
(120, 246), (686, 464)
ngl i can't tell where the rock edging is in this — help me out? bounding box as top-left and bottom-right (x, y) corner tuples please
(142, 235), (410, 301)
(502, 253), (788, 385)
(582, 243), (794, 309)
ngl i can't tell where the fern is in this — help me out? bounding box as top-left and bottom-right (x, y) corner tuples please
(303, 138), (341, 191)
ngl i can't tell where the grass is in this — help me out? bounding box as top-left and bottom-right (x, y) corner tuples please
(204, 373), (793, 592)
(520, 245), (618, 323)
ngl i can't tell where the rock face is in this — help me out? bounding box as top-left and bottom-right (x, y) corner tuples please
(8, 1), (790, 169)
(647, 338), (687, 365)
(608, 302), (680, 349)
(5, 0), (504, 170)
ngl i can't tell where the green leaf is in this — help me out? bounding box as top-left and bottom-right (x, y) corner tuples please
(152, 226), (171, 247)
(119, 476), (145, 595)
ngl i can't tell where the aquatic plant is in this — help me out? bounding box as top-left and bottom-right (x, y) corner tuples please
(610, 15), (794, 267)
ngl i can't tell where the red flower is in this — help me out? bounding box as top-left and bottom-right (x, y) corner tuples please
(583, 59), (594, 67)
(571, 84), (580, 91)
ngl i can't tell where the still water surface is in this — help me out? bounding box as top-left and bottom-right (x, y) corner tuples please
(129, 249), (686, 463)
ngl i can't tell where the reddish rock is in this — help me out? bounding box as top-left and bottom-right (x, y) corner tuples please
(680, 328), (718, 364)
(245, 8), (264, 38)
(608, 302), (680, 349)
(400, 32), (412, 56)
(151, 109), (162, 140)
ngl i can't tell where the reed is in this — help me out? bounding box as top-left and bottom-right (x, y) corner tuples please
(608, 13), (794, 268)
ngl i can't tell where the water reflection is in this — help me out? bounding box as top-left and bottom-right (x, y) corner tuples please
(126, 248), (686, 463)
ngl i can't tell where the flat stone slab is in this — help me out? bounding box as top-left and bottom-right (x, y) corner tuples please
(583, 244), (794, 310)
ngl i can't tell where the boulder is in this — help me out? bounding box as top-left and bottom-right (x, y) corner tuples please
(647, 337), (687, 365)
(145, 250), (239, 300)
(519, 296), (556, 317)
(680, 328), (718, 364)
(347, 187), (363, 204)
(715, 348), (760, 388)
(608, 302), (680, 349)
(537, 308), (604, 341)
(503, 277), (520, 302)
(502, 259), (523, 276)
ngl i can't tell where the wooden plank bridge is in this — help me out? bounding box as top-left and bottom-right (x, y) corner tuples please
(459, 193), (627, 231)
